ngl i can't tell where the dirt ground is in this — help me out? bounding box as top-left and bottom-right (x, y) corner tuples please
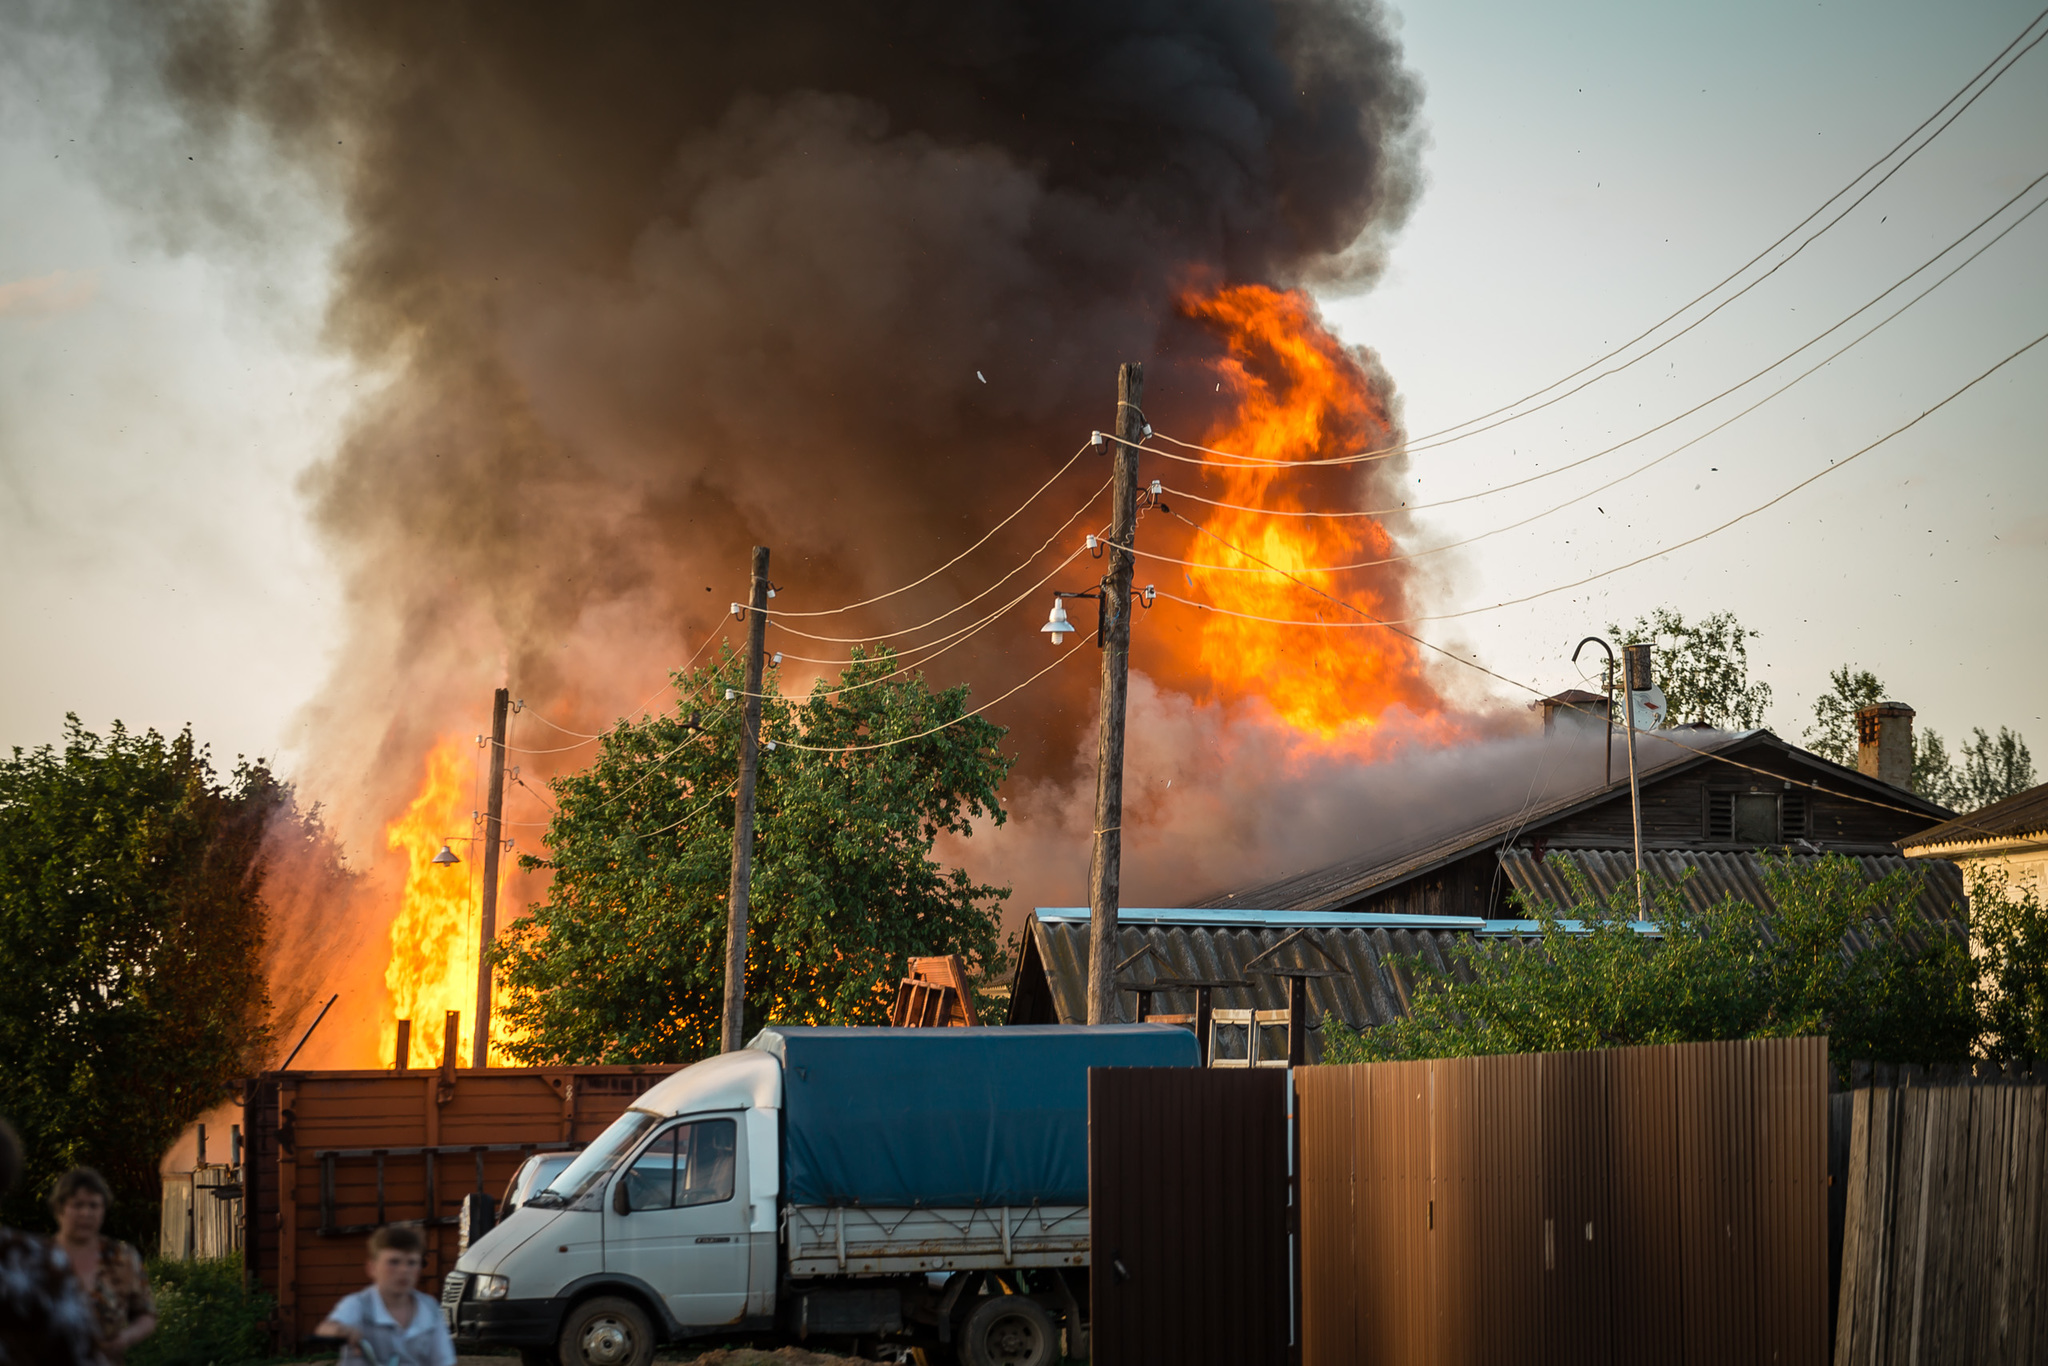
(454, 1350), (875, 1366)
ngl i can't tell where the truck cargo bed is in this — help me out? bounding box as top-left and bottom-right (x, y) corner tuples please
(784, 1203), (1088, 1277)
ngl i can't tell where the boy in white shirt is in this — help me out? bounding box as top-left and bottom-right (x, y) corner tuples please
(315, 1224), (456, 1366)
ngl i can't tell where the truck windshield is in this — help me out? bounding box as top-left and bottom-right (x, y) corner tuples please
(524, 1110), (662, 1210)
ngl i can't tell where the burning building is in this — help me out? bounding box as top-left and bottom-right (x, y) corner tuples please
(87, 0), (1474, 1064)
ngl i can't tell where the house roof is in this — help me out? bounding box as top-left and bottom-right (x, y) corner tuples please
(1900, 780), (2048, 857)
(1012, 850), (1965, 1059)
(1195, 729), (1950, 914)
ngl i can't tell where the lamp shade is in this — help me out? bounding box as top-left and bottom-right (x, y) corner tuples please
(431, 843), (462, 866)
(1040, 597), (1073, 643)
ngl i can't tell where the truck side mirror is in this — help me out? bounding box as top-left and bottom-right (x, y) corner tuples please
(612, 1181), (630, 1216)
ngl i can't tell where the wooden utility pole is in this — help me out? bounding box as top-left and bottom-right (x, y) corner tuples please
(721, 545), (772, 1053)
(472, 686), (509, 1068)
(1087, 364), (1144, 1026)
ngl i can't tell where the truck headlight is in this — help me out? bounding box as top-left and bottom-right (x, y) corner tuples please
(472, 1274), (511, 1301)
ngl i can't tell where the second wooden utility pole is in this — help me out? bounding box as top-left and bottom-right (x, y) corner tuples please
(1088, 363), (1144, 1026)
(472, 686), (509, 1069)
(721, 545), (772, 1053)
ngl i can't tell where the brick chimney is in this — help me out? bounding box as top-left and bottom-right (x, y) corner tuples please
(1856, 702), (1914, 789)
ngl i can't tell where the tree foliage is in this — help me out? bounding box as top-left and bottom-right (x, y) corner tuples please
(0, 719), (293, 1239)
(1805, 663), (2033, 810)
(1607, 607), (1772, 729)
(1325, 855), (1978, 1076)
(1804, 665), (1886, 767)
(495, 646), (1013, 1065)
(1968, 867), (2048, 1067)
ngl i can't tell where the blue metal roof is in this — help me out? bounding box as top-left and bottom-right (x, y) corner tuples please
(1034, 906), (1488, 930)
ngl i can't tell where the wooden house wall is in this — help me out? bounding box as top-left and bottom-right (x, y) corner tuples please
(1530, 747), (1934, 852)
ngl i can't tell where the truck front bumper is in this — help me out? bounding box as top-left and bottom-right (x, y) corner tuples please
(452, 1296), (561, 1349)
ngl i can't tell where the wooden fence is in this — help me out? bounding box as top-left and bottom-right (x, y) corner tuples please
(1298, 1037), (1830, 1366)
(158, 1165), (242, 1261)
(1833, 1061), (2048, 1364)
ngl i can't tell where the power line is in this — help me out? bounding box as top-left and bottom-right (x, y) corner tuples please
(773, 628), (1100, 753)
(764, 476), (1111, 643)
(1153, 325), (2048, 628)
(763, 440), (1094, 618)
(1142, 6), (2048, 474)
(1169, 515), (1995, 837)
(1149, 181), (2048, 548)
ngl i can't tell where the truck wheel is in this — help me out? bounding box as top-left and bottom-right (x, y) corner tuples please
(959, 1294), (1057, 1366)
(557, 1296), (656, 1366)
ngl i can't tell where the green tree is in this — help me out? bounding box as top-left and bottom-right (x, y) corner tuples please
(1803, 665), (1886, 766)
(0, 719), (294, 1240)
(495, 646), (1012, 1064)
(1913, 727), (1960, 807)
(1967, 867), (2048, 1066)
(1325, 855), (1977, 1076)
(1953, 726), (2036, 811)
(1607, 607), (1772, 728)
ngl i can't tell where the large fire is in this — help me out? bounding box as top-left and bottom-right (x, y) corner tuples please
(361, 286), (1448, 1057)
(380, 736), (495, 1069)
(1161, 283), (1444, 743)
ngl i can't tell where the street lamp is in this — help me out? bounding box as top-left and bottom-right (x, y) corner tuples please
(431, 843), (461, 866)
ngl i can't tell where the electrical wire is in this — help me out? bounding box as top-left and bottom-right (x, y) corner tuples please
(762, 440), (1094, 618)
(765, 476), (1111, 644)
(1152, 324), (2048, 628)
(774, 628), (1100, 753)
(1146, 182), (2048, 552)
(1168, 515), (2002, 836)
(1140, 6), (2048, 473)
(744, 535), (1097, 699)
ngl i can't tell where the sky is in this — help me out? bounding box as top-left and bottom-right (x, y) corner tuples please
(2, 0), (2043, 787)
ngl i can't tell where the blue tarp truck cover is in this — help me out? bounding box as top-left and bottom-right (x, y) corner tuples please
(747, 1024), (1197, 1208)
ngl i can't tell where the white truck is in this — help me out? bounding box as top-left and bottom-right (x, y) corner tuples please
(442, 1024), (1196, 1366)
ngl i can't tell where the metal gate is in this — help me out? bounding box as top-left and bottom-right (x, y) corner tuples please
(1297, 1036), (1829, 1366)
(1088, 1066), (1291, 1366)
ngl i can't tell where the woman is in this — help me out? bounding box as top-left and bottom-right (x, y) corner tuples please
(0, 1121), (100, 1366)
(50, 1168), (156, 1363)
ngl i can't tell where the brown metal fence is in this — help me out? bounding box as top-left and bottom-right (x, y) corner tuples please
(1088, 1066), (1291, 1366)
(1833, 1061), (2048, 1364)
(244, 1060), (678, 1348)
(1298, 1036), (1829, 1366)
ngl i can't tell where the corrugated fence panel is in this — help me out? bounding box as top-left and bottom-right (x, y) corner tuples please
(1298, 1037), (1828, 1366)
(1088, 1067), (1290, 1366)
(1606, 1044), (1685, 1358)
(1299, 1064), (1359, 1365)
(1538, 1048), (1612, 1366)
(1831, 1064), (2048, 1366)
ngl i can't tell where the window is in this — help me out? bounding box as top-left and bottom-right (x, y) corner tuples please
(1708, 789), (1787, 844)
(1732, 793), (1779, 844)
(622, 1119), (737, 1211)
(1782, 790), (1808, 840)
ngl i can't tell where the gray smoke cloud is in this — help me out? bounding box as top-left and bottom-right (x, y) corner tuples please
(30, 0), (1440, 1043)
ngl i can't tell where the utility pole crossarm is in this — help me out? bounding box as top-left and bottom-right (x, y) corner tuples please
(1087, 363), (1144, 1027)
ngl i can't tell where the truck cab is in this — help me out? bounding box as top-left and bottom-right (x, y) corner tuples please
(444, 1048), (780, 1362)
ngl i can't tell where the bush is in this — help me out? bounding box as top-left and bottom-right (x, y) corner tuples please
(1325, 854), (1979, 1077)
(1970, 867), (2048, 1066)
(132, 1257), (272, 1366)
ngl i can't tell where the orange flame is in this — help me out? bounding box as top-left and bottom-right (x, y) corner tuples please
(378, 736), (510, 1068)
(1161, 284), (1444, 744)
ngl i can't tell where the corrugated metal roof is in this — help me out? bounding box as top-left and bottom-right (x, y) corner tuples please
(1195, 730), (1953, 915)
(1899, 780), (2048, 852)
(1024, 916), (1503, 1061)
(1022, 850), (1965, 1060)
